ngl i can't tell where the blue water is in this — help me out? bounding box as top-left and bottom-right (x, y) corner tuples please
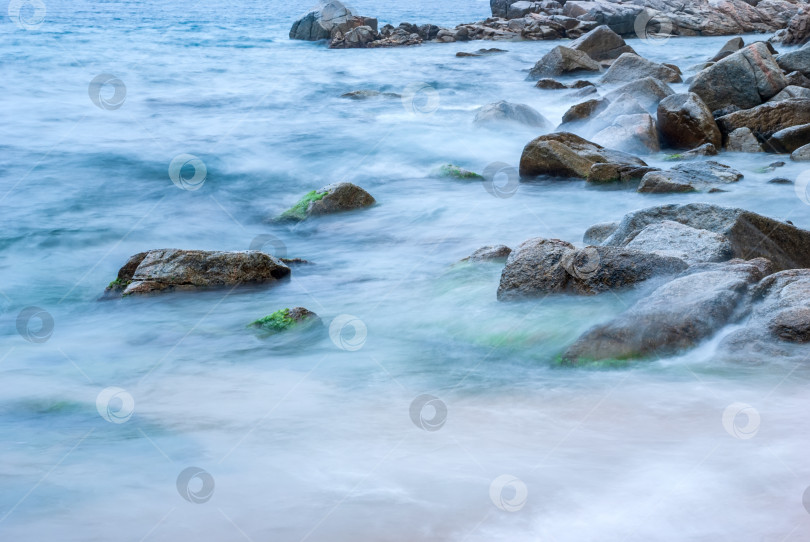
(2, 1), (810, 540)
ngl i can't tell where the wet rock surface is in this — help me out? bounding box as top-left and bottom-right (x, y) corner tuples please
(519, 132), (646, 179)
(637, 161), (743, 193)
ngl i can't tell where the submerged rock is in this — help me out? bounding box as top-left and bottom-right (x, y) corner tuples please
(519, 132), (646, 179)
(657, 92), (722, 150)
(603, 77), (675, 112)
(105, 250), (291, 297)
(248, 307), (321, 336)
(340, 90), (401, 100)
(474, 100), (552, 129)
(462, 245), (512, 263)
(277, 182), (375, 222)
(437, 164), (483, 179)
(561, 258), (773, 365)
(601, 203), (810, 272)
(527, 45), (601, 80)
(592, 113), (660, 155)
(497, 238), (686, 300)
(638, 161), (743, 193)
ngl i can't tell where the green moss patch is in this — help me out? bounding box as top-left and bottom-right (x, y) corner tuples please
(663, 154), (683, 162)
(437, 164), (483, 180)
(107, 278), (131, 290)
(278, 190), (328, 221)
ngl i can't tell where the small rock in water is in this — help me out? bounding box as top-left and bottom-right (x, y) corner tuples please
(768, 177), (793, 184)
(248, 307), (321, 336)
(600, 53), (682, 84)
(791, 143), (810, 161)
(726, 127), (763, 153)
(638, 161), (743, 193)
(462, 245), (512, 263)
(536, 78), (568, 90)
(527, 45), (601, 80)
(277, 182), (375, 222)
(341, 90), (400, 100)
(437, 164), (483, 179)
(105, 250), (291, 297)
(474, 101), (552, 129)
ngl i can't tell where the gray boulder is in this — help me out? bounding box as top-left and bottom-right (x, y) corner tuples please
(105, 250), (291, 297)
(726, 127), (764, 152)
(474, 101), (552, 129)
(592, 113), (660, 154)
(290, 1), (354, 41)
(719, 269), (810, 362)
(638, 161), (743, 193)
(583, 222), (619, 245)
(519, 132), (647, 179)
(527, 46), (601, 80)
(709, 37), (745, 62)
(657, 92), (722, 150)
(715, 98), (810, 140)
(785, 70), (810, 89)
(769, 85), (810, 102)
(792, 143), (810, 161)
(569, 25), (636, 61)
(497, 239), (686, 300)
(561, 258), (773, 365)
(604, 77), (675, 112)
(587, 93), (647, 134)
(622, 220), (734, 265)
(690, 42), (787, 113)
(776, 43), (810, 76)
(602, 203), (810, 272)
(767, 123), (810, 153)
(600, 53), (682, 84)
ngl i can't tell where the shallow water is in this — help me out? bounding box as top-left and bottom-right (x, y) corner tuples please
(2, 1), (810, 540)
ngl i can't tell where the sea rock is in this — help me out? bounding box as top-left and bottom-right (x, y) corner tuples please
(622, 220), (734, 265)
(583, 222), (619, 244)
(600, 53), (682, 84)
(527, 45), (601, 80)
(604, 77), (675, 112)
(726, 127), (763, 152)
(340, 90), (400, 100)
(330, 25), (377, 48)
(474, 100), (552, 129)
(248, 307), (321, 336)
(560, 99), (608, 126)
(657, 92), (722, 150)
(496, 238), (686, 300)
(105, 250), (291, 296)
(772, 9), (810, 46)
(719, 270), (810, 362)
(592, 113), (660, 155)
(587, 93), (647, 134)
(561, 258), (773, 365)
(677, 142), (719, 159)
(769, 85), (810, 102)
(601, 203), (810, 272)
(587, 163), (658, 184)
(689, 42), (787, 113)
(776, 44), (810, 75)
(536, 78), (568, 89)
(767, 123), (810, 153)
(290, 1), (355, 41)
(519, 132), (646, 179)
(715, 98), (810, 140)
(569, 25), (635, 61)
(638, 161), (743, 193)
(278, 182), (375, 222)
(792, 143), (810, 161)
(785, 70), (810, 89)
(709, 37), (744, 62)
(462, 245), (513, 263)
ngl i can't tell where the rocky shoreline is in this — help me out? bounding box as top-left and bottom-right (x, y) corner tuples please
(289, 0), (810, 49)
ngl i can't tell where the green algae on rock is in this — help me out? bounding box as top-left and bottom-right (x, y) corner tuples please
(248, 307), (321, 335)
(276, 182), (375, 222)
(437, 164), (483, 180)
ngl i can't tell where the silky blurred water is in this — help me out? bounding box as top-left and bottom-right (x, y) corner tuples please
(2, 1), (810, 540)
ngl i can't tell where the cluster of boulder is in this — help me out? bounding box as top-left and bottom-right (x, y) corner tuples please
(467, 203), (810, 365)
(514, 28), (810, 191)
(290, 0), (810, 49)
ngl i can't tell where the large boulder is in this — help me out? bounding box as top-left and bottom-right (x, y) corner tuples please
(497, 238), (686, 300)
(474, 101), (552, 129)
(637, 161), (743, 193)
(290, 1), (355, 41)
(601, 203), (810, 272)
(715, 98), (810, 141)
(767, 123), (810, 153)
(562, 1), (644, 36)
(771, 9), (810, 46)
(657, 93), (722, 150)
(689, 42), (787, 113)
(769, 85), (810, 102)
(592, 113), (660, 154)
(719, 270), (810, 362)
(709, 37), (745, 62)
(527, 45), (601, 80)
(105, 250), (291, 297)
(561, 258), (773, 365)
(622, 220), (734, 265)
(277, 182), (375, 222)
(519, 132), (646, 179)
(726, 127), (764, 152)
(600, 53), (682, 84)
(604, 77), (675, 112)
(569, 25), (636, 61)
